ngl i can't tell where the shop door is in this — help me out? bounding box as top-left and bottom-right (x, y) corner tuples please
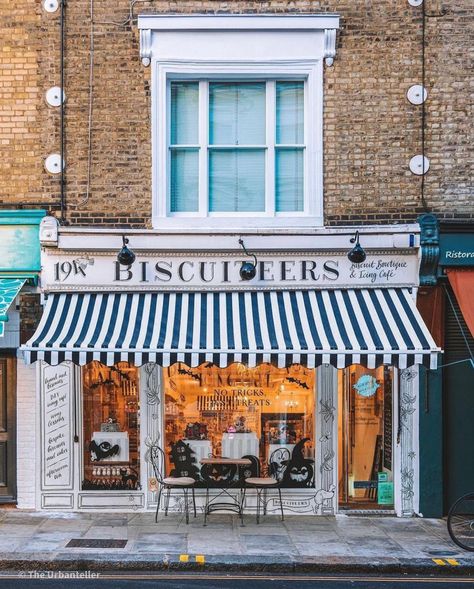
(338, 366), (394, 510)
(0, 355), (16, 502)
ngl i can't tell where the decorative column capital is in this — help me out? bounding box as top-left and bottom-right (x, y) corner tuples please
(418, 213), (440, 286)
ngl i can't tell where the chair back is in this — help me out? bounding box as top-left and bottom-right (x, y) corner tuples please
(148, 444), (166, 484)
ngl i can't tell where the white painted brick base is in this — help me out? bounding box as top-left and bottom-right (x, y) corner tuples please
(16, 359), (38, 510)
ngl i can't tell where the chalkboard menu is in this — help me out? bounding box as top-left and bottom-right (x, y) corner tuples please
(383, 370), (393, 471)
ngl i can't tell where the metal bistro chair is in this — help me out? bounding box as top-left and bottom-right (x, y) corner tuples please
(243, 449), (285, 524)
(149, 444), (197, 524)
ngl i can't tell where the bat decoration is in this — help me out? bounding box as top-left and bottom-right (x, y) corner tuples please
(89, 440), (120, 462)
(285, 377), (309, 390)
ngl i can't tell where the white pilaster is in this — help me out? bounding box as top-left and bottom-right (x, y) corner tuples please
(16, 359), (39, 509)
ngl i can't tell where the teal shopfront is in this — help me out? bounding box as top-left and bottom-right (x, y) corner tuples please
(439, 226), (474, 512)
(0, 210), (45, 502)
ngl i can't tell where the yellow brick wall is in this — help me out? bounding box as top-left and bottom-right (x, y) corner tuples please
(1, 0), (472, 226)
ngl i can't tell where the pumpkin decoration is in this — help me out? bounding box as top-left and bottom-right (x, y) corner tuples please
(281, 438), (315, 488)
(201, 462), (237, 485)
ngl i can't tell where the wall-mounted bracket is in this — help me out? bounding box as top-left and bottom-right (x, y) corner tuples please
(324, 29), (337, 66)
(140, 29), (152, 67)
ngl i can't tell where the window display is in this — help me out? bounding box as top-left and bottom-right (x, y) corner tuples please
(82, 362), (140, 491)
(163, 363), (315, 488)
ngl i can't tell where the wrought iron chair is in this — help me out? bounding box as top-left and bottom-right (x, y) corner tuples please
(243, 448), (286, 524)
(148, 444), (197, 524)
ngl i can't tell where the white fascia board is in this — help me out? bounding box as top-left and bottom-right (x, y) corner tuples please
(137, 14), (340, 32)
(55, 227), (420, 253)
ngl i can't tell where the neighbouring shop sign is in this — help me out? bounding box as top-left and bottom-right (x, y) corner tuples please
(439, 233), (474, 266)
(41, 251), (419, 291)
(41, 363), (74, 489)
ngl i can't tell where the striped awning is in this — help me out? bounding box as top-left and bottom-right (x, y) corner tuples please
(22, 289), (440, 369)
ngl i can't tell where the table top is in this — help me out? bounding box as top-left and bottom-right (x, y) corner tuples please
(201, 457), (252, 466)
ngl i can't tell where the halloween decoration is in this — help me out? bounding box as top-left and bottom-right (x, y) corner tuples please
(285, 377), (310, 390)
(89, 439), (120, 462)
(120, 467), (140, 489)
(226, 415), (250, 434)
(281, 438), (315, 488)
(241, 454), (260, 479)
(169, 440), (200, 480)
(82, 467), (141, 491)
(269, 447), (291, 481)
(185, 422), (208, 440)
(201, 462), (237, 485)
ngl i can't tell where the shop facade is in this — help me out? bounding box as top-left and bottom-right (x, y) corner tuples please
(0, 210), (45, 502)
(17, 222), (439, 516)
(417, 215), (474, 514)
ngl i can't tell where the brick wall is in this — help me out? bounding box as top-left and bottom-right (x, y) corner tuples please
(0, 0), (472, 226)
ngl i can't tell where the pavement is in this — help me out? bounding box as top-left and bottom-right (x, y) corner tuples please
(0, 509), (472, 575)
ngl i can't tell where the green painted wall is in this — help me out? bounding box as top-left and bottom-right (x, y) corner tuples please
(419, 364), (444, 518)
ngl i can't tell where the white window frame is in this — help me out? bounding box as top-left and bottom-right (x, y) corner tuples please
(139, 14), (340, 230)
(155, 61), (322, 229)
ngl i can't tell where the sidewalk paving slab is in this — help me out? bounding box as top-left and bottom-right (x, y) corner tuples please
(0, 510), (472, 576)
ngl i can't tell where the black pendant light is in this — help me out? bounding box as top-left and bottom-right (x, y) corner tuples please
(238, 238), (257, 281)
(348, 230), (366, 264)
(117, 236), (136, 266)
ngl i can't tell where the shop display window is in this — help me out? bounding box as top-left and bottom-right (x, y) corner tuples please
(163, 363), (316, 488)
(338, 365), (394, 508)
(82, 362), (140, 491)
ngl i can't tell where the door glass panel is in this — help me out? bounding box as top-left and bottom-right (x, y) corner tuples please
(338, 365), (394, 508)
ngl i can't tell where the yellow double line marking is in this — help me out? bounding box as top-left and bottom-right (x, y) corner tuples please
(179, 554), (205, 564)
(432, 558), (459, 566)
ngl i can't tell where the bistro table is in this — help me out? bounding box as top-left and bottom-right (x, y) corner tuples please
(200, 457), (251, 526)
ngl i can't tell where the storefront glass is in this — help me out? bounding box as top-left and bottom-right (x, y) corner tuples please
(163, 363), (316, 488)
(338, 365), (394, 509)
(82, 362), (141, 491)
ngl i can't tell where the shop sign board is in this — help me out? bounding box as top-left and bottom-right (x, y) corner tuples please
(439, 233), (474, 266)
(41, 363), (74, 489)
(41, 250), (420, 291)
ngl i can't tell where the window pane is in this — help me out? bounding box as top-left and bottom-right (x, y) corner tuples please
(163, 363), (316, 489)
(276, 82), (304, 145)
(209, 149), (265, 212)
(170, 149), (199, 212)
(209, 83), (265, 145)
(82, 362), (140, 492)
(276, 148), (304, 212)
(170, 82), (199, 145)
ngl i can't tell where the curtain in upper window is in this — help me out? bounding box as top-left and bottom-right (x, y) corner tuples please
(209, 83), (266, 212)
(276, 81), (304, 212)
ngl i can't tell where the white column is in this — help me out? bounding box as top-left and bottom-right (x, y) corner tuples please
(140, 363), (163, 509)
(395, 366), (420, 517)
(315, 364), (338, 515)
(16, 359), (39, 510)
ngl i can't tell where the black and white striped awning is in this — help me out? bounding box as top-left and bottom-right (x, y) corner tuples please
(22, 289), (440, 369)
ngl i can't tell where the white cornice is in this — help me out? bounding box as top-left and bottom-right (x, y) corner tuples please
(137, 14), (340, 31)
(138, 13), (340, 67)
